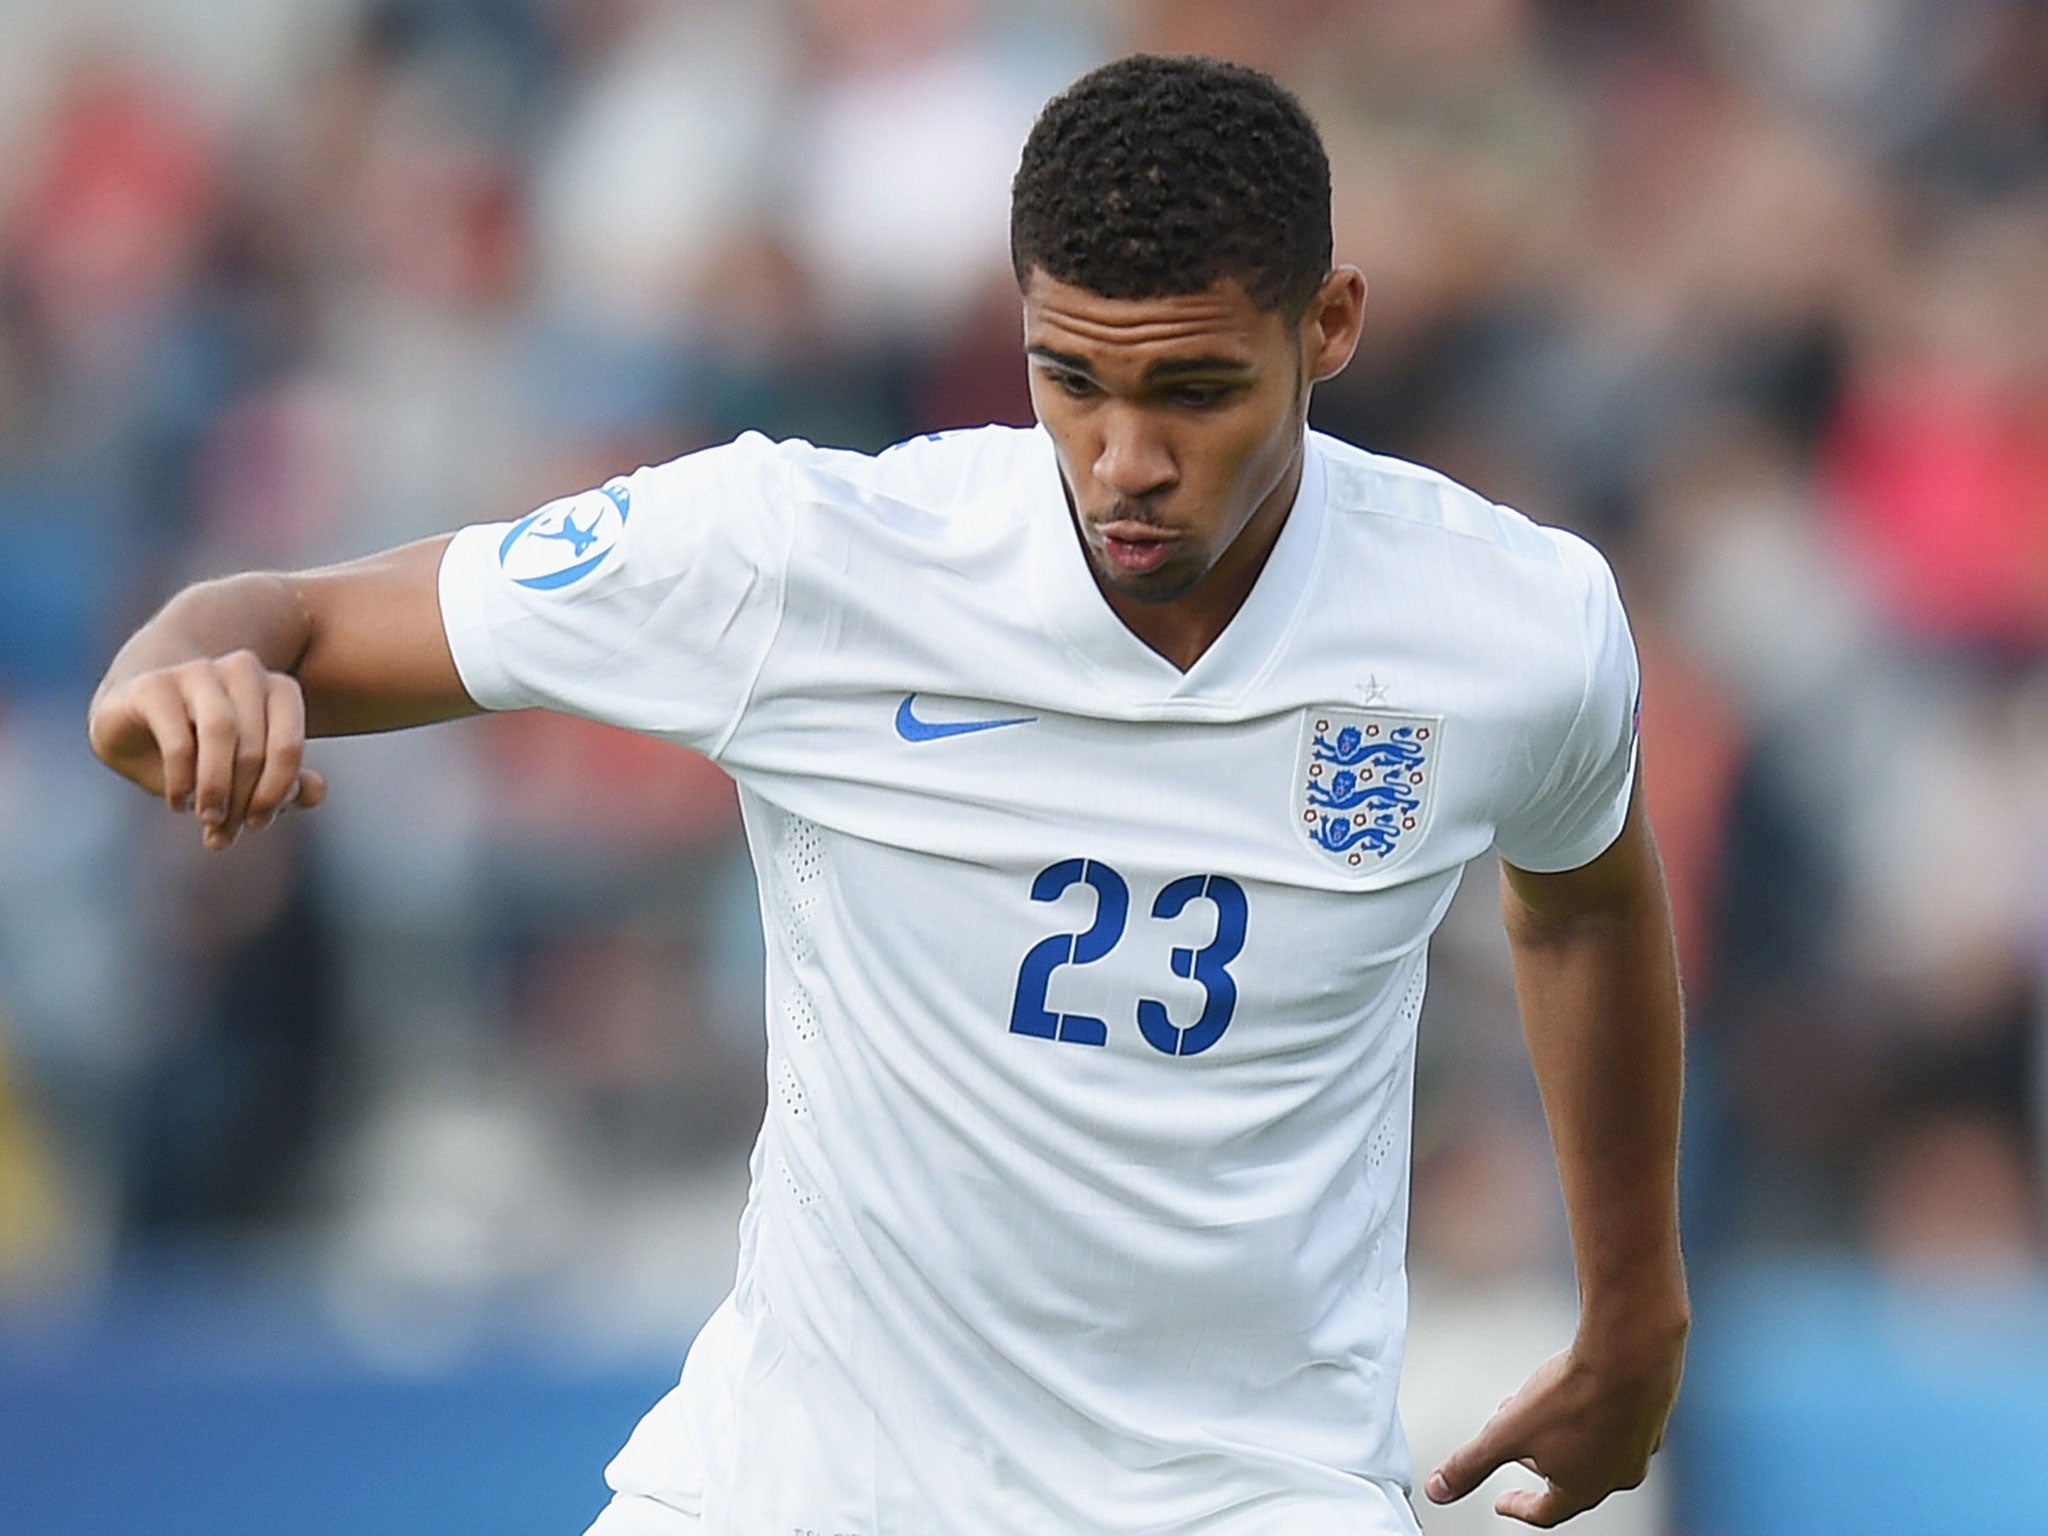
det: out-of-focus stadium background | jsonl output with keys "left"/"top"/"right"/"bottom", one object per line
{"left": 1, "top": 1, "right": 2045, "bottom": 1532}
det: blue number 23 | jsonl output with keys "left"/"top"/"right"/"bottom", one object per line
{"left": 1007, "top": 860, "right": 1248, "bottom": 1058}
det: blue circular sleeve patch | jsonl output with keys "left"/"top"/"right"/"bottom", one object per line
{"left": 496, "top": 482, "right": 630, "bottom": 590}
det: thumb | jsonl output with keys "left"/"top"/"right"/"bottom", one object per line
{"left": 292, "top": 769, "right": 329, "bottom": 810}
{"left": 1427, "top": 1410, "right": 1524, "bottom": 1505}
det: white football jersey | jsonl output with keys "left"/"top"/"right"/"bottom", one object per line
{"left": 438, "top": 425, "right": 1639, "bottom": 1536}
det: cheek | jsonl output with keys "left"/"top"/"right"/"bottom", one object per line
{"left": 1028, "top": 390, "right": 1091, "bottom": 474}
{"left": 1212, "top": 413, "right": 1294, "bottom": 501}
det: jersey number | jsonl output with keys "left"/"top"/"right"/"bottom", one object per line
{"left": 1007, "top": 860, "right": 1248, "bottom": 1057}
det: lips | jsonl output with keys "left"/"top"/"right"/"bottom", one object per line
{"left": 1096, "top": 521, "right": 1177, "bottom": 575}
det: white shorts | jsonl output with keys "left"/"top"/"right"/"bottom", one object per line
{"left": 589, "top": 1292, "right": 1420, "bottom": 1535}
{"left": 582, "top": 1492, "right": 702, "bottom": 1536}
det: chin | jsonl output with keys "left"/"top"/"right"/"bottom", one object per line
{"left": 1098, "top": 560, "right": 1203, "bottom": 605}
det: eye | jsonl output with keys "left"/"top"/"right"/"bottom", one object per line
{"left": 1166, "top": 383, "right": 1236, "bottom": 409}
{"left": 1049, "top": 370, "right": 1099, "bottom": 398}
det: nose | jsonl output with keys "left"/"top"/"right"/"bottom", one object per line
{"left": 1093, "top": 406, "right": 1177, "bottom": 502}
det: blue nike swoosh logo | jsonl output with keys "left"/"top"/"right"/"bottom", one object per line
{"left": 894, "top": 694, "right": 1037, "bottom": 742}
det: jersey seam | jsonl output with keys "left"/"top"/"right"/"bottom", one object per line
{"left": 705, "top": 445, "right": 800, "bottom": 761}
{"left": 1327, "top": 497, "right": 1566, "bottom": 569}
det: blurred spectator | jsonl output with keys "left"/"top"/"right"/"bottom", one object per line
{"left": 1865, "top": 1107, "right": 2043, "bottom": 1284}
{"left": 1822, "top": 199, "right": 2048, "bottom": 654}
{"left": 783, "top": 0, "right": 1058, "bottom": 348}
{"left": 532, "top": 0, "right": 785, "bottom": 347}
{"left": 0, "top": 0, "right": 2044, "bottom": 1380}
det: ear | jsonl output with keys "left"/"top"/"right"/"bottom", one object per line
{"left": 1301, "top": 265, "right": 1367, "bottom": 385}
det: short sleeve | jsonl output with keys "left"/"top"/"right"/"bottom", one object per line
{"left": 1491, "top": 533, "right": 1641, "bottom": 874}
{"left": 437, "top": 431, "right": 796, "bottom": 758}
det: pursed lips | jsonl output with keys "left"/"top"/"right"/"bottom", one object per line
{"left": 1093, "top": 517, "right": 1180, "bottom": 575}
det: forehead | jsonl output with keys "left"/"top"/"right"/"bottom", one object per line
{"left": 1021, "top": 270, "right": 1286, "bottom": 366}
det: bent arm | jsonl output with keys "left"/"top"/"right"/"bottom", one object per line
{"left": 1428, "top": 781, "right": 1688, "bottom": 1525}
{"left": 87, "top": 536, "right": 479, "bottom": 848}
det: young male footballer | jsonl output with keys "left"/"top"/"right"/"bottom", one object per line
{"left": 90, "top": 54, "right": 1686, "bottom": 1536}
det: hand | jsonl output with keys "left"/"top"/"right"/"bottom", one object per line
{"left": 1423, "top": 1323, "right": 1685, "bottom": 1527}
{"left": 88, "top": 649, "right": 328, "bottom": 851}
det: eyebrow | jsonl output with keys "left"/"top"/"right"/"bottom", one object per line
{"left": 1026, "top": 346, "right": 1256, "bottom": 382}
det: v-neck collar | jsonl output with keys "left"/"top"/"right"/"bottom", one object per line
{"left": 1023, "top": 424, "right": 1328, "bottom": 708}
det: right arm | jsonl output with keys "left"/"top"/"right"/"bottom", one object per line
{"left": 86, "top": 535, "right": 478, "bottom": 851}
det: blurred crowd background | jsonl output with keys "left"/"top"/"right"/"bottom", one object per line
{"left": 1, "top": 0, "right": 2046, "bottom": 1532}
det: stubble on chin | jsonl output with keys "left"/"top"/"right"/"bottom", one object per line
{"left": 1088, "top": 550, "right": 1204, "bottom": 605}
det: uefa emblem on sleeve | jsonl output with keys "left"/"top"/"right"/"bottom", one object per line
{"left": 1294, "top": 708, "right": 1439, "bottom": 872}
{"left": 496, "top": 482, "right": 630, "bottom": 591}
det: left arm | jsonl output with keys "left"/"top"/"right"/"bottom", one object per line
{"left": 1425, "top": 779, "right": 1688, "bottom": 1527}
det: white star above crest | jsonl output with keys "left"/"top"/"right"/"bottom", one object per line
{"left": 1360, "top": 675, "right": 1389, "bottom": 706}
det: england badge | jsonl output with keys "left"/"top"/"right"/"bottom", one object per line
{"left": 1295, "top": 709, "right": 1439, "bottom": 872}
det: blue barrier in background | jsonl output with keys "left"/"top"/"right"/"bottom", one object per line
{"left": 1678, "top": 1264, "right": 2048, "bottom": 1536}
{"left": 0, "top": 1263, "right": 700, "bottom": 1536}
{"left": 9, "top": 1260, "right": 2048, "bottom": 1535}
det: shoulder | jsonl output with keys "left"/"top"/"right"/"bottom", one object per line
{"left": 617, "top": 424, "right": 1046, "bottom": 556}
{"left": 639, "top": 424, "right": 1047, "bottom": 543}
{"left": 788, "top": 424, "right": 1048, "bottom": 518}
{"left": 1311, "top": 430, "right": 1601, "bottom": 583}
{"left": 1309, "top": 431, "right": 1621, "bottom": 644}
{"left": 630, "top": 423, "right": 1042, "bottom": 501}
{"left": 1306, "top": 432, "right": 1631, "bottom": 727}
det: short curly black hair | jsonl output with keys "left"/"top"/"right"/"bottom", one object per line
{"left": 1010, "top": 54, "right": 1332, "bottom": 318}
